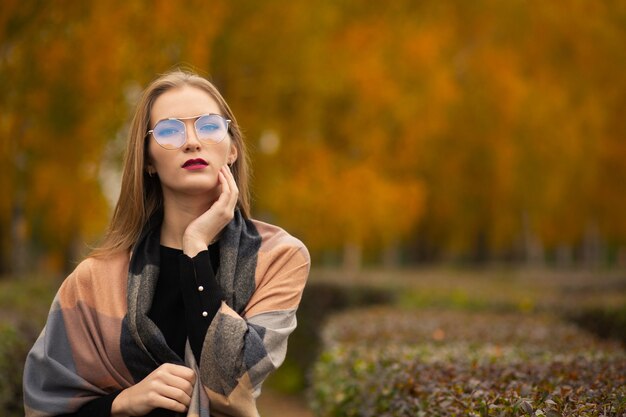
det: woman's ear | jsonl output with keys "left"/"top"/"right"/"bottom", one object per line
{"left": 145, "top": 144, "right": 158, "bottom": 174}
{"left": 228, "top": 143, "right": 238, "bottom": 165}
{"left": 145, "top": 162, "right": 156, "bottom": 176}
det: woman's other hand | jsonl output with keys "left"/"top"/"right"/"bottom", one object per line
{"left": 182, "top": 165, "right": 239, "bottom": 257}
{"left": 110, "top": 363, "right": 196, "bottom": 417}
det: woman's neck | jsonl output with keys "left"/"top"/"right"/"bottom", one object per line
{"left": 159, "top": 191, "right": 217, "bottom": 249}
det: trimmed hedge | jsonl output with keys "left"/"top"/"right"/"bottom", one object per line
{"left": 0, "top": 275, "right": 59, "bottom": 417}
{"left": 265, "top": 282, "right": 395, "bottom": 392}
{"left": 0, "top": 323, "right": 29, "bottom": 416}
{"left": 0, "top": 276, "right": 394, "bottom": 416}
{"left": 311, "top": 308, "right": 626, "bottom": 417}
{"left": 568, "top": 305, "right": 626, "bottom": 347}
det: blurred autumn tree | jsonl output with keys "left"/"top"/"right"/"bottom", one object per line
{"left": 1, "top": 0, "right": 625, "bottom": 274}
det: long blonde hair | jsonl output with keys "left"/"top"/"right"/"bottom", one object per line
{"left": 91, "top": 70, "right": 251, "bottom": 258}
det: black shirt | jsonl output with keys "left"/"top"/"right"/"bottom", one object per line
{"left": 150, "top": 244, "right": 223, "bottom": 361}
{"left": 60, "top": 244, "right": 223, "bottom": 417}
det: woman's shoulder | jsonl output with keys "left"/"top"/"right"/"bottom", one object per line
{"left": 249, "top": 218, "right": 309, "bottom": 261}
{"left": 79, "top": 250, "right": 130, "bottom": 275}
{"left": 247, "top": 219, "right": 310, "bottom": 309}
{"left": 62, "top": 251, "right": 130, "bottom": 290}
{"left": 55, "top": 251, "right": 130, "bottom": 313}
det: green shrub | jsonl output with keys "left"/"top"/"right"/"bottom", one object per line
{"left": 0, "top": 323, "right": 31, "bottom": 417}
{"left": 0, "top": 275, "right": 60, "bottom": 323}
{"left": 311, "top": 308, "right": 626, "bottom": 417}
{"left": 568, "top": 305, "right": 626, "bottom": 347}
{"left": 266, "top": 282, "right": 395, "bottom": 393}
{"left": 0, "top": 275, "right": 59, "bottom": 417}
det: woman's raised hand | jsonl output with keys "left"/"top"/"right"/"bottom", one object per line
{"left": 111, "top": 363, "right": 196, "bottom": 417}
{"left": 182, "top": 165, "right": 239, "bottom": 257}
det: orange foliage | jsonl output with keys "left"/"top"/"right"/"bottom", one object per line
{"left": 1, "top": 0, "right": 626, "bottom": 270}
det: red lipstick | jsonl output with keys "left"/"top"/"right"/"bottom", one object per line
{"left": 182, "top": 158, "right": 208, "bottom": 170}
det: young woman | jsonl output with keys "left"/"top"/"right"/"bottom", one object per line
{"left": 23, "top": 70, "right": 310, "bottom": 417}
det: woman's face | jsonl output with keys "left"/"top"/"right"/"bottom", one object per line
{"left": 147, "top": 85, "right": 237, "bottom": 200}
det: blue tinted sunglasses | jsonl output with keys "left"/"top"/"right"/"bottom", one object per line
{"left": 146, "top": 114, "right": 231, "bottom": 149}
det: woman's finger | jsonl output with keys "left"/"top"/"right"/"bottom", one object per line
{"left": 217, "top": 167, "right": 237, "bottom": 210}
{"left": 213, "top": 172, "right": 232, "bottom": 210}
{"left": 223, "top": 166, "right": 239, "bottom": 207}
{"left": 150, "top": 395, "right": 188, "bottom": 413}
{"left": 155, "top": 383, "right": 193, "bottom": 407}
{"left": 159, "top": 373, "right": 195, "bottom": 398}
{"left": 112, "top": 364, "right": 196, "bottom": 416}
{"left": 224, "top": 163, "right": 236, "bottom": 182}
{"left": 218, "top": 170, "right": 231, "bottom": 197}
{"left": 165, "top": 363, "right": 196, "bottom": 383}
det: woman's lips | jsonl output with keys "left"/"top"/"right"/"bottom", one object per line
{"left": 182, "top": 158, "right": 208, "bottom": 170}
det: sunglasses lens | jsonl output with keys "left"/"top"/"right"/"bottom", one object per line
{"left": 196, "top": 115, "right": 228, "bottom": 143}
{"left": 153, "top": 119, "right": 185, "bottom": 149}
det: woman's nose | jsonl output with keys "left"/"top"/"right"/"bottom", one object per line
{"left": 184, "top": 123, "right": 201, "bottom": 151}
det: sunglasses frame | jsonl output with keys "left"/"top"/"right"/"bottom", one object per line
{"left": 146, "top": 113, "right": 232, "bottom": 150}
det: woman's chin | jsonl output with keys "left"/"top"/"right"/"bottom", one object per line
{"left": 161, "top": 177, "right": 220, "bottom": 197}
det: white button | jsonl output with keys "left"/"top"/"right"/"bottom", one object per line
{"left": 202, "top": 311, "right": 208, "bottom": 317}
{"left": 198, "top": 286, "right": 204, "bottom": 292}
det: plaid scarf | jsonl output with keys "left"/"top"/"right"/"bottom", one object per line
{"left": 24, "top": 210, "right": 310, "bottom": 417}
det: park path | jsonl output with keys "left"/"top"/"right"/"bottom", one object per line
{"left": 257, "top": 388, "right": 314, "bottom": 417}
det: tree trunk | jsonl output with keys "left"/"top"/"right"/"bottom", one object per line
{"left": 555, "top": 244, "right": 573, "bottom": 269}
{"left": 11, "top": 203, "right": 29, "bottom": 276}
{"left": 343, "top": 242, "right": 362, "bottom": 277}
{"left": 583, "top": 221, "right": 603, "bottom": 268}
{"left": 522, "top": 212, "right": 544, "bottom": 267}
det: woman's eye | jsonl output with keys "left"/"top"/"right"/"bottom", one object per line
{"left": 157, "top": 128, "right": 180, "bottom": 137}
{"left": 198, "top": 123, "right": 219, "bottom": 133}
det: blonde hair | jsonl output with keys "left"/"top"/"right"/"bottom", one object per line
{"left": 91, "top": 70, "right": 251, "bottom": 258}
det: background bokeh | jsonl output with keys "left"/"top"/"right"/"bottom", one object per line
{"left": 2, "top": 2, "right": 626, "bottom": 416}
{"left": 2, "top": 0, "right": 626, "bottom": 274}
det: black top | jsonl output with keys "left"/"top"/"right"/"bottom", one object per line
{"left": 151, "top": 244, "right": 223, "bottom": 361}
{"left": 59, "top": 244, "right": 223, "bottom": 417}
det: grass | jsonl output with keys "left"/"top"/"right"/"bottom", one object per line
{"left": 307, "top": 267, "right": 626, "bottom": 416}
{"left": 0, "top": 274, "right": 63, "bottom": 416}
{"left": 0, "top": 274, "right": 61, "bottom": 326}
{"left": 311, "top": 308, "right": 626, "bottom": 417}
{"left": 310, "top": 266, "right": 626, "bottom": 313}
{"left": 1, "top": 267, "right": 625, "bottom": 416}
